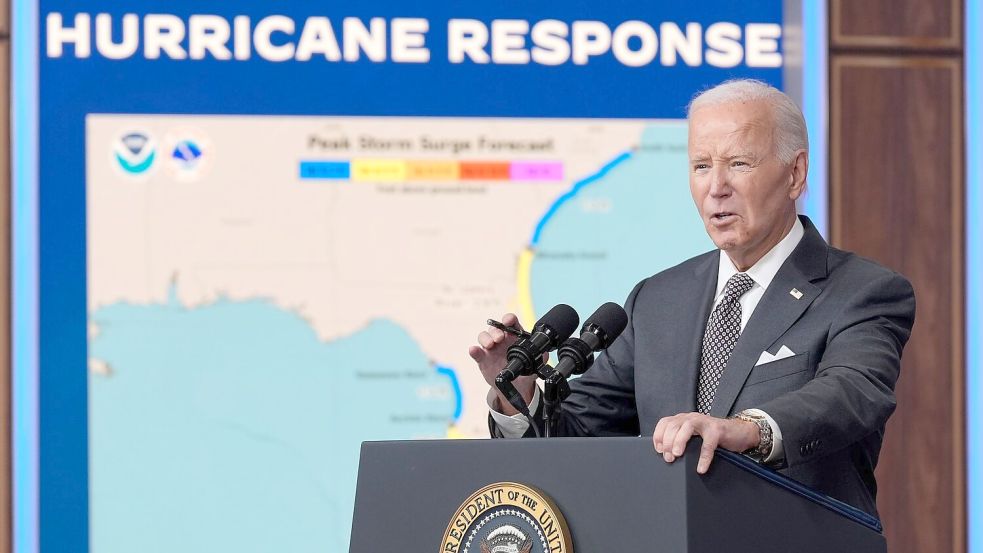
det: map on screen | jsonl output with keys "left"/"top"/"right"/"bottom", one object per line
{"left": 85, "top": 115, "right": 713, "bottom": 552}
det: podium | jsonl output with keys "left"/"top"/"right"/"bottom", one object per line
{"left": 349, "top": 437, "right": 885, "bottom": 552}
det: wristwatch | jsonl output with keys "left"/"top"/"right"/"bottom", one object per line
{"left": 733, "top": 410, "right": 773, "bottom": 462}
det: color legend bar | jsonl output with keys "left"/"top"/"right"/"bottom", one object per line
{"left": 351, "top": 159, "right": 407, "bottom": 182}
{"left": 459, "top": 161, "right": 511, "bottom": 180}
{"left": 299, "top": 159, "right": 564, "bottom": 183}
{"left": 299, "top": 161, "right": 350, "bottom": 179}
{"left": 406, "top": 160, "right": 460, "bottom": 181}
{"left": 511, "top": 161, "right": 563, "bottom": 181}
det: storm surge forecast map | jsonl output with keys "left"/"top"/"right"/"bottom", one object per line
{"left": 85, "top": 115, "right": 713, "bottom": 552}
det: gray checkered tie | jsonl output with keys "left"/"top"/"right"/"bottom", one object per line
{"left": 696, "top": 272, "right": 756, "bottom": 414}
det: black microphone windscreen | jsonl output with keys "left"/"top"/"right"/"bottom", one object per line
{"left": 537, "top": 303, "right": 580, "bottom": 342}
{"left": 585, "top": 302, "right": 628, "bottom": 347}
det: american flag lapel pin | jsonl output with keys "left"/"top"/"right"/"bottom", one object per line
{"left": 790, "top": 288, "right": 803, "bottom": 300}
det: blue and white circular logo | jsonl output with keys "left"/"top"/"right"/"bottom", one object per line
{"left": 171, "top": 139, "right": 203, "bottom": 169}
{"left": 164, "top": 131, "right": 212, "bottom": 181}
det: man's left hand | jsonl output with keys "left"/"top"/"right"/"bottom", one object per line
{"left": 652, "top": 412, "right": 759, "bottom": 474}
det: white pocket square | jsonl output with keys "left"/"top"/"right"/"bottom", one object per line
{"left": 755, "top": 345, "right": 796, "bottom": 366}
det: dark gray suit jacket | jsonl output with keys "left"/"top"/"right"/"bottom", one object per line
{"left": 498, "top": 216, "right": 915, "bottom": 517}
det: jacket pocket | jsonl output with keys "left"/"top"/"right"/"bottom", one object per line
{"left": 744, "top": 352, "right": 812, "bottom": 387}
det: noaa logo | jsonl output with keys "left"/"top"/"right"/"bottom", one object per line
{"left": 164, "top": 131, "right": 212, "bottom": 181}
{"left": 171, "top": 139, "right": 203, "bottom": 169}
{"left": 441, "top": 483, "right": 573, "bottom": 553}
{"left": 113, "top": 132, "right": 156, "bottom": 174}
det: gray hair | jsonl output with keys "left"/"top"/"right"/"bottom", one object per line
{"left": 687, "top": 79, "right": 808, "bottom": 165}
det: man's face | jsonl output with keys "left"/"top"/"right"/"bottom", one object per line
{"left": 688, "top": 100, "right": 804, "bottom": 269}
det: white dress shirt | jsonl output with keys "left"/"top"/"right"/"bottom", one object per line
{"left": 490, "top": 218, "right": 805, "bottom": 463}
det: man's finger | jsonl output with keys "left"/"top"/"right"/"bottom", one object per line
{"left": 502, "top": 313, "right": 520, "bottom": 329}
{"left": 488, "top": 326, "right": 506, "bottom": 343}
{"left": 671, "top": 420, "right": 696, "bottom": 457}
{"left": 653, "top": 417, "right": 670, "bottom": 453}
{"left": 697, "top": 431, "right": 720, "bottom": 474}
{"left": 477, "top": 331, "right": 495, "bottom": 349}
{"left": 661, "top": 420, "right": 682, "bottom": 462}
{"left": 468, "top": 345, "right": 486, "bottom": 362}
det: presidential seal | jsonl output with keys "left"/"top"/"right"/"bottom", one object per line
{"left": 440, "top": 482, "right": 573, "bottom": 553}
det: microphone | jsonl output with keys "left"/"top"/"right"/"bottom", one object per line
{"left": 495, "top": 304, "right": 579, "bottom": 419}
{"left": 553, "top": 302, "right": 629, "bottom": 380}
{"left": 540, "top": 302, "right": 628, "bottom": 437}
{"left": 497, "top": 304, "right": 580, "bottom": 382}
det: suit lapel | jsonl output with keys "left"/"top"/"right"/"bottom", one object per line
{"left": 679, "top": 253, "right": 719, "bottom": 412}
{"left": 708, "top": 216, "right": 829, "bottom": 417}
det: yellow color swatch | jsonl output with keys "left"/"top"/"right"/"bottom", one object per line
{"left": 351, "top": 159, "right": 408, "bottom": 182}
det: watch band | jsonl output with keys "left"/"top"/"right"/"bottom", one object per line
{"left": 733, "top": 410, "right": 774, "bottom": 461}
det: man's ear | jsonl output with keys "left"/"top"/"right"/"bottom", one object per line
{"left": 788, "top": 150, "right": 809, "bottom": 201}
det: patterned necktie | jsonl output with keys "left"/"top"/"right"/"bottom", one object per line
{"left": 696, "top": 272, "right": 756, "bottom": 414}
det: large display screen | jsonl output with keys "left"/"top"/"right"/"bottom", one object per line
{"left": 12, "top": 2, "right": 812, "bottom": 551}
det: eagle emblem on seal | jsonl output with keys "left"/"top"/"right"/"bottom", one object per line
{"left": 479, "top": 525, "right": 533, "bottom": 553}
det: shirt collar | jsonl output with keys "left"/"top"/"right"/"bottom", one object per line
{"left": 715, "top": 217, "right": 805, "bottom": 298}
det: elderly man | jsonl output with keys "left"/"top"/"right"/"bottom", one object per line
{"left": 469, "top": 79, "right": 915, "bottom": 517}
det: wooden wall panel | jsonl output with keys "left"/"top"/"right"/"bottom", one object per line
{"left": 830, "top": 56, "right": 964, "bottom": 553}
{"left": 831, "top": 0, "right": 961, "bottom": 49}
{"left": 829, "top": 1, "right": 965, "bottom": 552}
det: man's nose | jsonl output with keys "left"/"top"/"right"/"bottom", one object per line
{"left": 708, "top": 167, "right": 731, "bottom": 198}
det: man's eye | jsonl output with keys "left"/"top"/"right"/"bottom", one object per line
{"left": 732, "top": 161, "right": 748, "bottom": 167}
{"left": 694, "top": 163, "right": 709, "bottom": 170}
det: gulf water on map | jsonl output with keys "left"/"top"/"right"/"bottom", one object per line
{"left": 530, "top": 123, "right": 714, "bottom": 320}
{"left": 89, "top": 289, "right": 454, "bottom": 553}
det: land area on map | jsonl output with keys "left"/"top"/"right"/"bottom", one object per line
{"left": 86, "top": 115, "right": 657, "bottom": 435}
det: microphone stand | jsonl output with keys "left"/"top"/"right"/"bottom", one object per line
{"left": 539, "top": 365, "right": 571, "bottom": 438}
{"left": 496, "top": 361, "right": 547, "bottom": 438}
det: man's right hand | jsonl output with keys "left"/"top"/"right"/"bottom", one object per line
{"left": 468, "top": 313, "right": 540, "bottom": 416}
